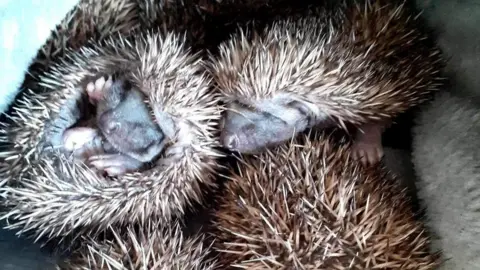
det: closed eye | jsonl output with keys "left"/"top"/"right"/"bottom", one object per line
{"left": 233, "top": 101, "right": 285, "bottom": 123}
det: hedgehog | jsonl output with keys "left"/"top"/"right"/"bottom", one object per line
{"left": 208, "top": 0, "right": 445, "bottom": 166}
{"left": 57, "top": 220, "right": 217, "bottom": 270}
{"left": 412, "top": 91, "right": 480, "bottom": 269}
{"left": 211, "top": 131, "right": 440, "bottom": 269}
{"left": 0, "top": 1, "right": 223, "bottom": 241}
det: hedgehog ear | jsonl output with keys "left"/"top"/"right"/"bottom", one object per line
{"left": 280, "top": 94, "right": 334, "bottom": 128}
{"left": 286, "top": 100, "right": 324, "bottom": 129}
{"left": 258, "top": 96, "right": 324, "bottom": 129}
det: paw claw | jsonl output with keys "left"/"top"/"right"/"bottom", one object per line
{"left": 86, "top": 82, "right": 95, "bottom": 94}
{"left": 352, "top": 123, "right": 384, "bottom": 166}
{"left": 104, "top": 75, "right": 113, "bottom": 89}
{"left": 86, "top": 75, "right": 114, "bottom": 102}
{"left": 158, "top": 145, "right": 185, "bottom": 167}
{"left": 94, "top": 76, "right": 106, "bottom": 91}
{"left": 353, "top": 142, "right": 384, "bottom": 166}
{"left": 88, "top": 159, "right": 105, "bottom": 170}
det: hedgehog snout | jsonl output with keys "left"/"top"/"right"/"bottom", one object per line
{"left": 104, "top": 121, "right": 120, "bottom": 135}
{"left": 220, "top": 110, "right": 261, "bottom": 153}
{"left": 221, "top": 132, "right": 239, "bottom": 150}
{"left": 221, "top": 129, "right": 262, "bottom": 154}
{"left": 98, "top": 113, "right": 120, "bottom": 135}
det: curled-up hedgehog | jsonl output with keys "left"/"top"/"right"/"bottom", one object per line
{"left": 209, "top": 0, "right": 444, "bottom": 165}
{"left": 0, "top": 2, "right": 222, "bottom": 241}
{"left": 58, "top": 220, "right": 217, "bottom": 270}
{"left": 412, "top": 91, "right": 480, "bottom": 269}
{"left": 211, "top": 131, "right": 440, "bottom": 269}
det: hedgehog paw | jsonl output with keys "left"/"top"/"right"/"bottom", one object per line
{"left": 63, "top": 127, "right": 98, "bottom": 152}
{"left": 352, "top": 123, "right": 384, "bottom": 166}
{"left": 89, "top": 154, "right": 143, "bottom": 176}
{"left": 63, "top": 127, "right": 104, "bottom": 160}
{"left": 86, "top": 75, "right": 113, "bottom": 103}
{"left": 158, "top": 145, "right": 186, "bottom": 167}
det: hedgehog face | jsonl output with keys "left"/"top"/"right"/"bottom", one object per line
{"left": 96, "top": 81, "right": 166, "bottom": 163}
{"left": 98, "top": 111, "right": 166, "bottom": 163}
{"left": 220, "top": 100, "right": 314, "bottom": 153}
{"left": 211, "top": 17, "right": 337, "bottom": 153}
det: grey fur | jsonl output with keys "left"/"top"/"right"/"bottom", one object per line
{"left": 412, "top": 91, "right": 480, "bottom": 269}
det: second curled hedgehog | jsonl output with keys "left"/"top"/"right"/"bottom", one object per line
{"left": 0, "top": 20, "right": 223, "bottom": 241}
{"left": 211, "top": 131, "right": 440, "bottom": 269}
{"left": 209, "top": 0, "right": 444, "bottom": 165}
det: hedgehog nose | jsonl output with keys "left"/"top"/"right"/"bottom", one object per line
{"left": 105, "top": 121, "right": 120, "bottom": 135}
{"left": 223, "top": 134, "right": 239, "bottom": 150}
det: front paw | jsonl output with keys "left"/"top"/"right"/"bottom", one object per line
{"left": 62, "top": 127, "right": 104, "bottom": 160}
{"left": 157, "top": 145, "right": 186, "bottom": 167}
{"left": 86, "top": 75, "right": 113, "bottom": 104}
{"left": 352, "top": 140, "right": 384, "bottom": 166}
{"left": 89, "top": 154, "right": 143, "bottom": 176}
{"left": 352, "top": 123, "right": 385, "bottom": 166}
